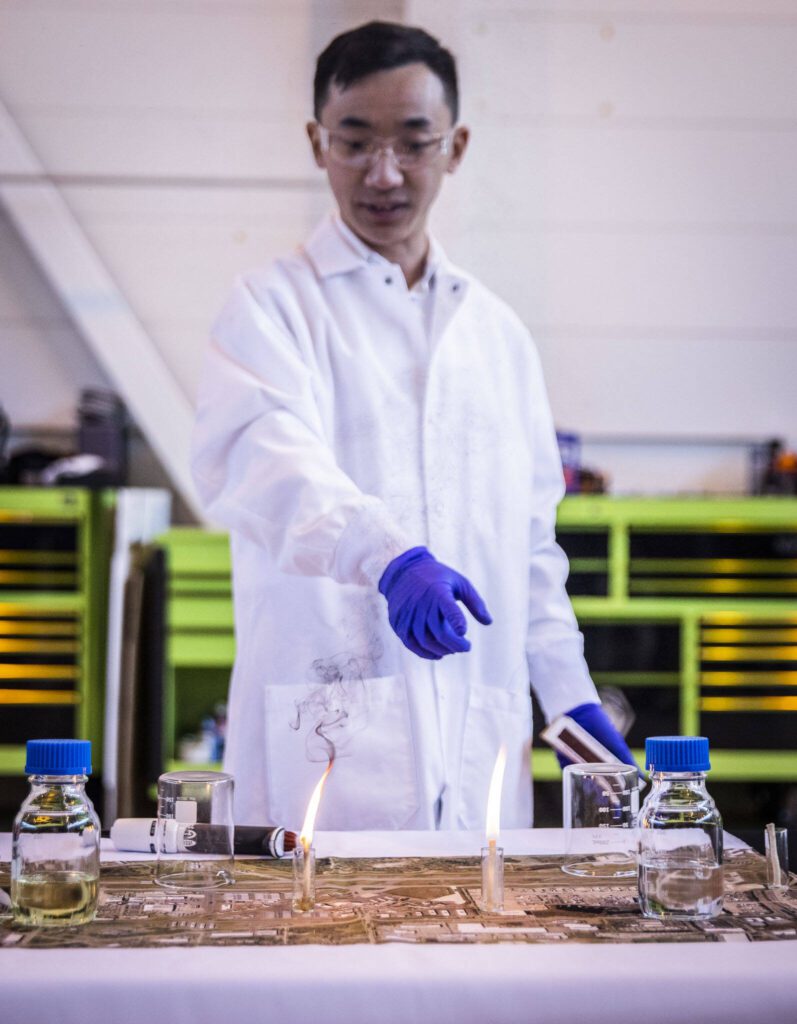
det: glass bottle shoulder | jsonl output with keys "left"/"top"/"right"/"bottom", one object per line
{"left": 14, "top": 776, "right": 99, "bottom": 834}
{"left": 640, "top": 773, "right": 722, "bottom": 829}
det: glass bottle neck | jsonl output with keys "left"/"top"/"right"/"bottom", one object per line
{"left": 28, "top": 774, "right": 88, "bottom": 786}
{"left": 649, "top": 771, "right": 709, "bottom": 791}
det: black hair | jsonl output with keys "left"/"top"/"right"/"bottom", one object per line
{"left": 313, "top": 21, "right": 459, "bottom": 123}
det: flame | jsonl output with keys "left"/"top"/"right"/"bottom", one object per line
{"left": 299, "top": 759, "right": 332, "bottom": 849}
{"left": 485, "top": 745, "right": 507, "bottom": 842}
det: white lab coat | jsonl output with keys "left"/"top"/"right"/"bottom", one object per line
{"left": 192, "top": 215, "right": 598, "bottom": 831}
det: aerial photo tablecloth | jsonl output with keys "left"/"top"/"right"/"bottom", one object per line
{"left": 2, "top": 846, "right": 795, "bottom": 948}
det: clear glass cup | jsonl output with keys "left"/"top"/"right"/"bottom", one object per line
{"left": 562, "top": 762, "right": 639, "bottom": 877}
{"left": 154, "top": 770, "right": 234, "bottom": 889}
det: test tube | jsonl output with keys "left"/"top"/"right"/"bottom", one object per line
{"left": 292, "top": 843, "right": 316, "bottom": 911}
{"left": 765, "top": 824, "right": 789, "bottom": 891}
{"left": 481, "top": 844, "right": 505, "bottom": 912}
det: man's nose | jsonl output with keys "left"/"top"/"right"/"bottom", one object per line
{"left": 363, "top": 147, "right": 405, "bottom": 188}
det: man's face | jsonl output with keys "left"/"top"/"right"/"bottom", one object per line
{"left": 308, "top": 63, "right": 468, "bottom": 265}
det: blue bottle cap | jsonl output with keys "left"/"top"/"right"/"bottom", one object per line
{"left": 645, "top": 736, "right": 710, "bottom": 773}
{"left": 25, "top": 739, "right": 92, "bottom": 776}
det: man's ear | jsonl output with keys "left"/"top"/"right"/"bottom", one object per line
{"left": 306, "top": 122, "right": 326, "bottom": 170}
{"left": 446, "top": 125, "right": 470, "bottom": 175}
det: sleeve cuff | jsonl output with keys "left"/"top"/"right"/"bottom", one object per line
{"left": 332, "top": 499, "right": 413, "bottom": 587}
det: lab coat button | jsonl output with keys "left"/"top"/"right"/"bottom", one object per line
{"left": 385, "top": 276, "right": 393, "bottom": 285}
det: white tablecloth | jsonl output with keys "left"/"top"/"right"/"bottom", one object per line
{"left": 1, "top": 830, "right": 795, "bottom": 1024}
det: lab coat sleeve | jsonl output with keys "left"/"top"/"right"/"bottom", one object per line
{"left": 191, "top": 278, "right": 411, "bottom": 587}
{"left": 524, "top": 346, "right": 600, "bottom": 722}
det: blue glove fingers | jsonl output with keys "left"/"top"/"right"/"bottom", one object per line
{"left": 409, "top": 643, "right": 443, "bottom": 661}
{"left": 388, "top": 604, "right": 439, "bottom": 660}
{"left": 566, "top": 702, "right": 637, "bottom": 767}
{"left": 438, "top": 588, "right": 467, "bottom": 635}
{"left": 399, "top": 617, "right": 442, "bottom": 660}
{"left": 434, "top": 613, "right": 472, "bottom": 653}
{"left": 410, "top": 603, "right": 451, "bottom": 660}
{"left": 431, "top": 593, "right": 473, "bottom": 653}
{"left": 390, "top": 594, "right": 444, "bottom": 659}
{"left": 453, "top": 577, "right": 493, "bottom": 626}
{"left": 379, "top": 548, "right": 490, "bottom": 661}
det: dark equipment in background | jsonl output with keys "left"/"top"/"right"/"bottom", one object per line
{"left": 556, "top": 429, "right": 607, "bottom": 495}
{"left": 0, "top": 391, "right": 128, "bottom": 487}
{"left": 78, "top": 389, "right": 128, "bottom": 486}
{"left": 0, "top": 405, "right": 9, "bottom": 481}
{"left": 754, "top": 438, "right": 797, "bottom": 496}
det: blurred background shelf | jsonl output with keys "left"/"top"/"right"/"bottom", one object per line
{"left": 536, "top": 495, "right": 797, "bottom": 828}
{"left": 0, "top": 486, "right": 113, "bottom": 816}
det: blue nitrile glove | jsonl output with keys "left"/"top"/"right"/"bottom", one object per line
{"left": 555, "top": 702, "right": 636, "bottom": 770}
{"left": 378, "top": 546, "right": 492, "bottom": 660}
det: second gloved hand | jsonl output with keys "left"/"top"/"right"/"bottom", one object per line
{"left": 378, "top": 546, "right": 492, "bottom": 660}
{"left": 555, "top": 702, "right": 637, "bottom": 770}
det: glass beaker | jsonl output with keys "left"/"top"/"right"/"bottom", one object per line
{"left": 154, "top": 770, "right": 234, "bottom": 889}
{"left": 562, "top": 762, "right": 639, "bottom": 878}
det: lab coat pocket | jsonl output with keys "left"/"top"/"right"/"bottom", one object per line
{"left": 457, "top": 686, "right": 533, "bottom": 831}
{"left": 262, "top": 674, "right": 420, "bottom": 830}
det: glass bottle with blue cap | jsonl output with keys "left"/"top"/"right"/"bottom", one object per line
{"left": 11, "top": 739, "right": 101, "bottom": 927}
{"left": 638, "top": 735, "right": 724, "bottom": 920}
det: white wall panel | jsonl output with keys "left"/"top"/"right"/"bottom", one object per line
{"left": 461, "top": 127, "right": 797, "bottom": 227}
{"left": 0, "top": 210, "right": 109, "bottom": 427}
{"left": 455, "top": 20, "right": 797, "bottom": 122}
{"left": 58, "top": 184, "right": 333, "bottom": 397}
{"left": 440, "top": 227, "right": 797, "bottom": 334}
{"left": 0, "top": 112, "right": 319, "bottom": 180}
{"left": 0, "top": 1, "right": 399, "bottom": 177}
{"left": 447, "top": 1, "right": 797, "bottom": 15}
{"left": 0, "top": 324, "right": 110, "bottom": 426}
{"left": 537, "top": 334, "right": 797, "bottom": 437}
{"left": 0, "top": 217, "right": 63, "bottom": 321}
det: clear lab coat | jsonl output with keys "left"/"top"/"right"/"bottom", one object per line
{"left": 192, "top": 215, "right": 598, "bottom": 831}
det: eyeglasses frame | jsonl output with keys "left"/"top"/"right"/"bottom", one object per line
{"left": 315, "top": 124, "right": 455, "bottom": 170}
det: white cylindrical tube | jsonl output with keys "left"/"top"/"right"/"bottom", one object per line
{"left": 481, "top": 844, "right": 504, "bottom": 912}
{"left": 110, "top": 818, "right": 287, "bottom": 857}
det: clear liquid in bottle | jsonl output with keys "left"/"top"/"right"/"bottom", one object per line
{"left": 638, "top": 737, "right": 724, "bottom": 922}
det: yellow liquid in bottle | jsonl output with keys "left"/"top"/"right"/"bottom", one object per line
{"left": 11, "top": 871, "right": 98, "bottom": 927}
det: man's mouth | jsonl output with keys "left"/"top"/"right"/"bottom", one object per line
{"left": 359, "top": 200, "right": 409, "bottom": 217}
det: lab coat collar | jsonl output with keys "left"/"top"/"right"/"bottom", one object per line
{"left": 303, "top": 215, "right": 365, "bottom": 278}
{"left": 303, "top": 213, "right": 465, "bottom": 293}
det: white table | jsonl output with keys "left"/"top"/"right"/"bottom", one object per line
{"left": 1, "top": 830, "right": 795, "bottom": 1024}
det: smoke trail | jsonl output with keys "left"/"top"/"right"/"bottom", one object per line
{"left": 290, "top": 649, "right": 377, "bottom": 763}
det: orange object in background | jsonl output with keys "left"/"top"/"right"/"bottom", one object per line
{"left": 758, "top": 439, "right": 797, "bottom": 495}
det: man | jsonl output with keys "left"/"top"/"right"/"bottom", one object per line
{"left": 192, "top": 21, "right": 633, "bottom": 830}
